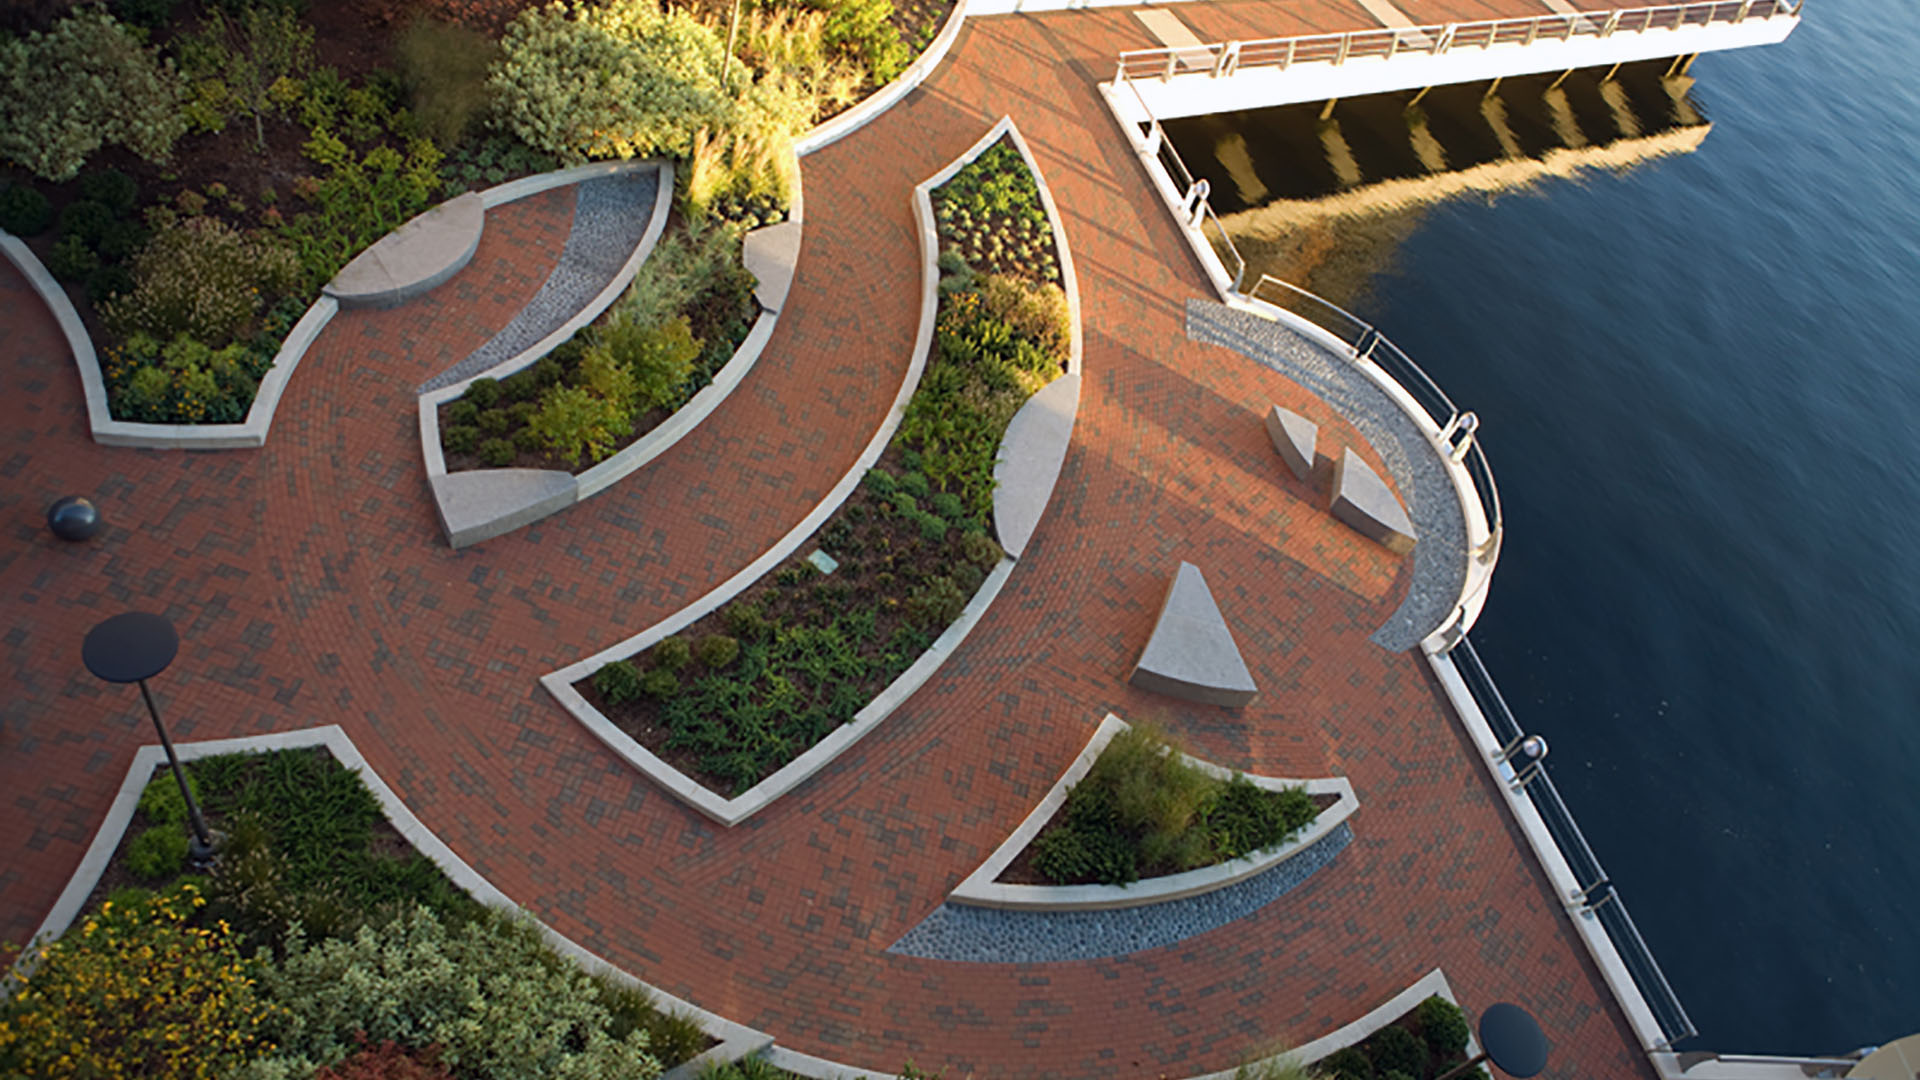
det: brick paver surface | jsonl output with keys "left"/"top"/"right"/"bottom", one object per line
{"left": 1, "top": 5, "right": 1651, "bottom": 1079}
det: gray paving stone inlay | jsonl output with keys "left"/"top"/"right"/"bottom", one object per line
{"left": 887, "top": 822, "right": 1351, "bottom": 963}
{"left": 1186, "top": 301, "right": 1467, "bottom": 650}
{"left": 420, "top": 168, "right": 661, "bottom": 393}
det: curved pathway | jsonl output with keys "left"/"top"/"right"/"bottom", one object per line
{"left": 1, "top": 4, "right": 1648, "bottom": 1079}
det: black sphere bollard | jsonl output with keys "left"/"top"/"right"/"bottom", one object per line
{"left": 47, "top": 496, "right": 102, "bottom": 541}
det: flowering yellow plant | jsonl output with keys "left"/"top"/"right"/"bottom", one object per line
{"left": 0, "top": 884, "right": 281, "bottom": 1079}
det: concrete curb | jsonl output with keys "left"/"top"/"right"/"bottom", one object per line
{"left": 795, "top": 0, "right": 973, "bottom": 158}
{"left": 4, "top": 725, "right": 771, "bottom": 1078}
{"left": 987, "top": 120, "right": 1084, "bottom": 558}
{"left": 947, "top": 713, "right": 1359, "bottom": 911}
{"left": 3, "top": 230, "right": 339, "bottom": 450}
{"left": 541, "top": 119, "right": 1044, "bottom": 827}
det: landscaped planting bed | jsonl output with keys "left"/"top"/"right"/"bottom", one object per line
{"left": 1002, "top": 726, "right": 1330, "bottom": 887}
{"left": 437, "top": 211, "right": 758, "bottom": 473}
{"left": 575, "top": 133, "right": 1069, "bottom": 798}
{"left": 1, "top": 747, "right": 708, "bottom": 1079}
{"left": 0, "top": 0, "right": 948, "bottom": 431}
{"left": 1317, "top": 995, "right": 1485, "bottom": 1080}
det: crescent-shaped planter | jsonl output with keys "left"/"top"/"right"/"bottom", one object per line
{"left": 540, "top": 116, "right": 1082, "bottom": 827}
{"left": 946, "top": 713, "right": 1359, "bottom": 911}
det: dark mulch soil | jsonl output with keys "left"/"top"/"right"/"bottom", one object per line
{"left": 575, "top": 439, "right": 983, "bottom": 796}
{"left": 997, "top": 791, "right": 1343, "bottom": 886}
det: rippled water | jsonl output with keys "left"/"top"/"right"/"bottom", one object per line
{"left": 1166, "top": 0, "right": 1920, "bottom": 1055}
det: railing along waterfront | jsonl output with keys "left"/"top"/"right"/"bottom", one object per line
{"left": 1248, "top": 275, "right": 1502, "bottom": 571}
{"left": 1116, "top": 75, "right": 1248, "bottom": 291}
{"left": 1453, "top": 637, "right": 1699, "bottom": 1045}
{"left": 1113, "top": 0, "right": 1802, "bottom": 82}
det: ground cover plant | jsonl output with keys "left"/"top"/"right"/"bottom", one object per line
{"left": 1005, "top": 726, "right": 1323, "bottom": 887}
{"left": 1315, "top": 995, "right": 1482, "bottom": 1080}
{"left": 576, "top": 133, "right": 1067, "bottom": 797}
{"left": 438, "top": 211, "right": 757, "bottom": 472}
{"left": 0, "top": 747, "right": 708, "bottom": 1078}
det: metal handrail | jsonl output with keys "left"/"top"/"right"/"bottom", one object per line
{"left": 1119, "top": 73, "right": 1249, "bottom": 290}
{"left": 1247, "top": 275, "right": 1503, "bottom": 552}
{"left": 1114, "top": 0, "right": 1802, "bottom": 82}
{"left": 1456, "top": 639, "right": 1699, "bottom": 1044}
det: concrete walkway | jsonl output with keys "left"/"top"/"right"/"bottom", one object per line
{"left": 0, "top": 2, "right": 1650, "bottom": 1077}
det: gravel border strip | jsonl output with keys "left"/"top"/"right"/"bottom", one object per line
{"left": 1186, "top": 300, "right": 1466, "bottom": 649}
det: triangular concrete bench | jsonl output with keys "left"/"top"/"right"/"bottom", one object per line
{"left": 1265, "top": 404, "right": 1317, "bottom": 484}
{"left": 1128, "top": 562, "right": 1259, "bottom": 708}
{"left": 1331, "top": 448, "right": 1417, "bottom": 555}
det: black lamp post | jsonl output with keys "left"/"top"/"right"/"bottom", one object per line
{"left": 1437, "top": 1002, "right": 1549, "bottom": 1080}
{"left": 82, "top": 612, "right": 215, "bottom": 866}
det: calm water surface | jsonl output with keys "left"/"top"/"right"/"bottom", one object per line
{"left": 1172, "top": 0, "right": 1920, "bottom": 1056}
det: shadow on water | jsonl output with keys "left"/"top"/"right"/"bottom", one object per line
{"left": 1162, "top": 60, "right": 1707, "bottom": 309}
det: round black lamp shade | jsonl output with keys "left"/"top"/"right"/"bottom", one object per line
{"left": 47, "top": 496, "right": 102, "bottom": 541}
{"left": 1478, "top": 1002, "right": 1549, "bottom": 1078}
{"left": 82, "top": 612, "right": 180, "bottom": 684}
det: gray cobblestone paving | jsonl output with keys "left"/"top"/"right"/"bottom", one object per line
{"left": 1186, "top": 301, "right": 1467, "bottom": 650}
{"left": 886, "top": 823, "right": 1352, "bottom": 963}
{"left": 420, "top": 168, "right": 661, "bottom": 393}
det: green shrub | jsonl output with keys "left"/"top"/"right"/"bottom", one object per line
{"left": 654, "top": 635, "right": 692, "bottom": 672}
{"left": 126, "top": 824, "right": 190, "bottom": 880}
{"left": 529, "top": 383, "right": 629, "bottom": 466}
{"left": 513, "top": 427, "right": 543, "bottom": 453}
{"left": 818, "top": 0, "right": 910, "bottom": 84}
{"left": 46, "top": 235, "right": 99, "bottom": 282}
{"left": 905, "top": 575, "right": 966, "bottom": 630}
{"left": 244, "top": 905, "right": 662, "bottom": 1080}
{"left": 591, "top": 972, "right": 707, "bottom": 1068}
{"left": 897, "top": 471, "right": 930, "bottom": 498}
{"left": 281, "top": 129, "right": 445, "bottom": 293}
{"left": 501, "top": 367, "right": 540, "bottom": 401}
{"left": 1382, "top": 1072, "right": 1415, "bottom": 1080}
{"left": 929, "top": 491, "right": 965, "bottom": 520}
{"left": 97, "top": 219, "right": 150, "bottom": 262}
{"left": 958, "top": 531, "right": 1003, "bottom": 570}
{"left": 1030, "top": 818, "right": 1137, "bottom": 886}
{"left": 1369, "top": 1026, "right": 1425, "bottom": 1079}
{"left": 1416, "top": 995, "right": 1471, "bottom": 1059}
{"left": 0, "top": 8, "right": 188, "bottom": 181}
{"left": 101, "top": 216, "right": 300, "bottom": 345}
{"left": 477, "top": 437, "right": 515, "bottom": 466}
{"left": 79, "top": 167, "right": 140, "bottom": 215}
{"left": 58, "top": 200, "right": 114, "bottom": 246}
{"left": 0, "top": 182, "right": 52, "bottom": 235}
{"left": 1321, "top": 1047, "right": 1374, "bottom": 1080}
{"left": 695, "top": 634, "right": 739, "bottom": 670}
{"left": 446, "top": 399, "right": 480, "bottom": 426}
{"left": 395, "top": 18, "right": 498, "bottom": 147}
{"left": 0, "top": 885, "right": 279, "bottom": 1079}
{"left": 443, "top": 424, "right": 479, "bottom": 454}
{"left": 723, "top": 602, "right": 769, "bottom": 642}
{"left": 490, "top": 0, "right": 732, "bottom": 163}
{"left": 138, "top": 772, "right": 200, "bottom": 827}
{"left": 578, "top": 343, "right": 641, "bottom": 416}
{"left": 594, "top": 659, "right": 644, "bottom": 705}
{"left": 600, "top": 315, "right": 699, "bottom": 411}
{"left": 465, "top": 377, "right": 501, "bottom": 408}
{"left": 639, "top": 667, "right": 680, "bottom": 698}
{"left": 477, "top": 407, "right": 511, "bottom": 435}
{"left": 862, "top": 468, "right": 896, "bottom": 494}
{"left": 1212, "top": 777, "right": 1314, "bottom": 861}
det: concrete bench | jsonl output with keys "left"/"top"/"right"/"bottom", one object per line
{"left": 1331, "top": 447, "right": 1417, "bottom": 555}
{"left": 1128, "top": 562, "right": 1259, "bottom": 708}
{"left": 324, "top": 192, "right": 485, "bottom": 309}
{"left": 1265, "top": 404, "right": 1318, "bottom": 484}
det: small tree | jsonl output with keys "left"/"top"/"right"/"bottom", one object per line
{"left": 214, "top": 7, "right": 315, "bottom": 153}
{"left": 529, "top": 383, "right": 630, "bottom": 465}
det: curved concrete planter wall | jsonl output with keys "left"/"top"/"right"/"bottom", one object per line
{"left": 541, "top": 117, "right": 1081, "bottom": 828}
{"left": 418, "top": 161, "right": 713, "bottom": 548}
{"left": 947, "top": 714, "right": 1359, "bottom": 911}
{"left": 3, "top": 232, "right": 339, "bottom": 451}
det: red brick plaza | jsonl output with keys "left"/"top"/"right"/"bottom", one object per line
{"left": 1, "top": 3, "right": 1652, "bottom": 1078}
